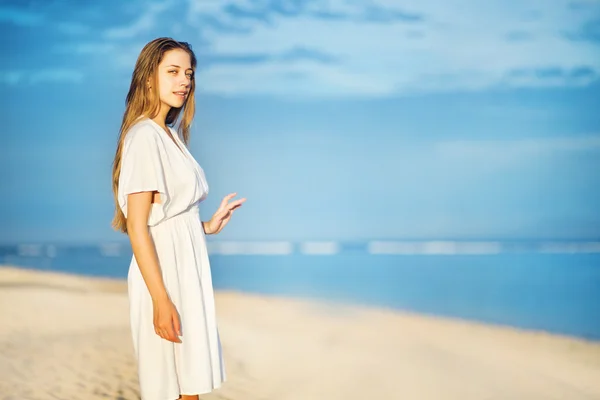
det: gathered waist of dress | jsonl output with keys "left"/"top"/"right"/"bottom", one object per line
{"left": 172, "top": 203, "right": 200, "bottom": 219}
{"left": 183, "top": 203, "right": 200, "bottom": 215}
{"left": 151, "top": 203, "right": 201, "bottom": 228}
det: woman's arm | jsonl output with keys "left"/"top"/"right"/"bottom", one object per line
{"left": 201, "top": 192, "right": 247, "bottom": 235}
{"left": 126, "top": 191, "right": 169, "bottom": 302}
{"left": 126, "top": 191, "right": 181, "bottom": 343}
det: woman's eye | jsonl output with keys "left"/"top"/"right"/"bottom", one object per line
{"left": 169, "top": 70, "right": 177, "bottom": 74}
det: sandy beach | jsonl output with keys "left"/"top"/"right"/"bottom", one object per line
{"left": 1, "top": 264, "right": 599, "bottom": 400}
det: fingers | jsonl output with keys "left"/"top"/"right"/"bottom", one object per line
{"left": 230, "top": 198, "right": 246, "bottom": 209}
{"left": 210, "top": 193, "right": 246, "bottom": 235}
{"left": 156, "top": 326, "right": 181, "bottom": 343}
{"left": 173, "top": 312, "right": 182, "bottom": 337}
{"left": 154, "top": 318, "right": 182, "bottom": 343}
{"left": 222, "top": 199, "right": 246, "bottom": 214}
{"left": 219, "top": 192, "right": 238, "bottom": 208}
{"left": 166, "top": 325, "right": 181, "bottom": 343}
{"left": 219, "top": 194, "right": 246, "bottom": 209}
{"left": 216, "top": 200, "right": 244, "bottom": 218}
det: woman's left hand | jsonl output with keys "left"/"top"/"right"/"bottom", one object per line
{"left": 204, "top": 192, "right": 246, "bottom": 235}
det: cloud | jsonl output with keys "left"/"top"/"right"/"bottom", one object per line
{"left": 215, "top": 1, "right": 425, "bottom": 25}
{"left": 503, "top": 65, "right": 597, "bottom": 87}
{"left": 1, "top": 69, "right": 84, "bottom": 85}
{"left": 359, "top": 4, "right": 424, "bottom": 23}
{"left": 103, "top": 0, "right": 172, "bottom": 39}
{"left": 505, "top": 31, "right": 534, "bottom": 41}
{"left": 0, "top": 6, "right": 43, "bottom": 26}
{"left": 565, "top": 18, "right": 600, "bottom": 43}
{"left": 190, "top": 14, "right": 252, "bottom": 34}
{"left": 56, "top": 21, "right": 91, "bottom": 35}
{"left": 9, "top": 0, "right": 596, "bottom": 95}
{"left": 198, "top": 61, "right": 395, "bottom": 97}
{"left": 53, "top": 43, "right": 117, "bottom": 54}
{"left": 183, "top": 0, "right": 600, "bottom": 97}
{"left": 434, "top": 135, "right": 600, "bottom": 168}
{"left": 197, "top": 46, "right": 339, "bottom": 68}
{"left": 278, "top": 46, "right": 338, "bottom": 63}
{"left": 188, "top": 0, "right": 425, "bottom": 31}
{"left": 0, "top": 5, "right": 95, "bottom": 34}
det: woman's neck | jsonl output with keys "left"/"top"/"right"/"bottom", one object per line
{"left": 152, "top": 103, "right": 171, "bottom": 129}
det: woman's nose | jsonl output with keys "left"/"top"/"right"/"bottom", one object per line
{"left": 180, "top": 75, "right": 191, "bottom": 87}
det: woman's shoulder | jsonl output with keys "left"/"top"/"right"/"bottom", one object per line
{"left": 129, "top": 117, "right": 158, "bottom": 135}
{"left": 125, "top": 118, "right": 160, "bottom": 145}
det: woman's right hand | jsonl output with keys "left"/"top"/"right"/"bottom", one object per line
{"left": 152, "top": 296, "right": 182, "bottom": 343}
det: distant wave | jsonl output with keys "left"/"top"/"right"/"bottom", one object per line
{"left": 2, "top": 240, "right": 600, "bottom": 258}
{"left": 207, "top": 241, "right": 293, "bottom": 255}
{"left": 368, "top": 241, "right": 503, "bottom": 255}
{"left": 368, "top": 240, "right": 600, "bottom": 255}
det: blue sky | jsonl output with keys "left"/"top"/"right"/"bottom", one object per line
{"left": 1, "top": 0, "right": 599, "bottom": 243}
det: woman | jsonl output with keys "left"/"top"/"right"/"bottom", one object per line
{"left": 111, "top": 37, "right": 245, "bottom": 400}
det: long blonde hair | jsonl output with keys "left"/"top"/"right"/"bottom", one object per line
{"left": 111, "top": 37, "right": 197, "bottom": 233}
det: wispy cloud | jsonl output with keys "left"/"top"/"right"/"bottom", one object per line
{"left": 505, "top": 31, "right": 534, "bottom": 42}
{"left": 198, "top": 46, "right": 339, "bottom": 68}
{"left": 434, "top": 135, "right": 600, "bottom": 167}
{"left": 56, "top": 21, "right": 91, "bottom": 35}
{"left": 504, "top": 66, "right": 597, "bottom": 87}
{"left": 185, "top": 0, "right": 600, "bottom": 97}
{"left": 0, "top": 6, "right": 43, "bottom": 26}
{"left": 0, "top": 5, "right": 93, "bottom": 34}
{"left": 103, "top": 0, "right": 172, "bottom": 39}
{"left": 197, "top": 61, "right": 395, "bottom": 97}
{"left": 53, "top": 43, "right": 117, "bottom": 55}
{"left": 3, "top": 0, "right": 599, "bottom": 95}
{"left": 565, "top": 17, "right": 600, "bottom": 43}
{"left": 1, "top": 69, "right": 84, "bottom": 85}
{"left": 215, "top": 1, "right": 425, "bottom": 25}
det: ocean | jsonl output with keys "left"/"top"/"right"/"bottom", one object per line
{"left": 1, "top": 240, "right": 599, "bottom": 340}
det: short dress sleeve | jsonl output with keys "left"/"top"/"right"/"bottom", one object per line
{"left": 118, "top": 126, "right": 170, "bottom": 226}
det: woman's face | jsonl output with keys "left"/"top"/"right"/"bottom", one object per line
{"left": 155, "top": 49, "right": 193, "bottom": 110}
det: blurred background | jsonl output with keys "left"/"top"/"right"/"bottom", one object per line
{"left": 1, "top": 0, "right": 599, "bottom": 343}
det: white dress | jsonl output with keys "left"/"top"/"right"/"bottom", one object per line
{"left": 118, "top": 118, "right": 226, "bottom": 400}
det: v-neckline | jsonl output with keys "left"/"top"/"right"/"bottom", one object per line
{"left": 146, "top": 118, "right": 186, "bottom": 157}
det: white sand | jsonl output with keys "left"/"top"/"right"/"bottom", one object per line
{"left": 1, "top": 264, "right": 599, "bottom": 400}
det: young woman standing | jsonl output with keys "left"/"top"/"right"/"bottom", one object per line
{"left": 111, "top": 37, "right": 245, "bottom": 400}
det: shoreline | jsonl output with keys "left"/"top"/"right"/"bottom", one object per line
{"left": 2, "top": 264, "right": 600, "bottom": 399}
{"left": 3, "top": 264, "right": 598, "bottom": 343}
